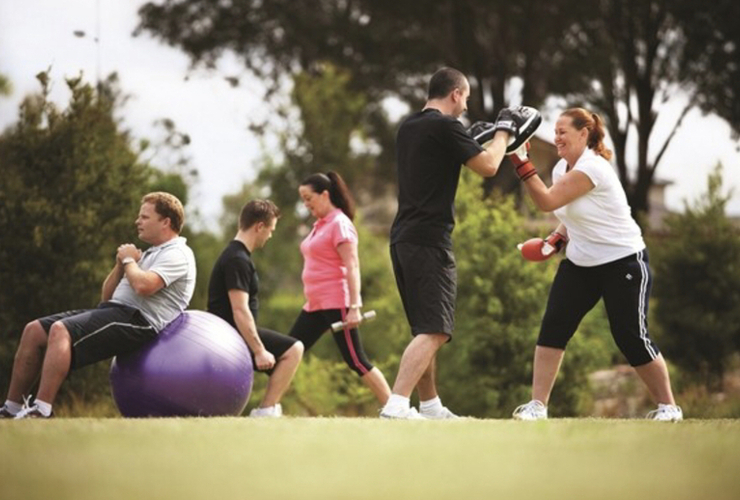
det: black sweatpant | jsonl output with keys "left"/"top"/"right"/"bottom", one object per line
{"left": 538, "top": 250, "right": 660, "bottom": 366}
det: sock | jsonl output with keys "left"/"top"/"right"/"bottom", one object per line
{"left": 420, "top": 396, "right": 443, "bottom": 412}
{"left": 34, "top": 399, "right": 52, "bottom": 417}
{"left": 385, "top": 394, "right": 410, "bottom": 410}
{"left": 4, "top": 400, "right": 22, "bottom": 415}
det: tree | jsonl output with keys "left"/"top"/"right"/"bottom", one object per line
{"left": 651, "top": 165, "right": 740, "bottom": 391}
{"left": 0, "top": 72, "right": 208, "bottom": 413}
{"left": 137, "top": 0, "right": 739, "bottom": 220}
{"left": 0, "top": 73, "right": 151, "bottom": 407}
{"left": 675, "top": 1, "right": 740, "bottom": 136}
{"left": 0, "top": 73, "right": 11, "bottom": 96}
{"left": 549, "top": 0, "right": 740, "bottom": 220}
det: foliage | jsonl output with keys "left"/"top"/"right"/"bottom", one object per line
{"left": 675, "top": 1, "right": 740, "bottom": 137}
{"left": 136, "top": 0, "right": 740, "bottom": 220}
{"left": 137, "top": 0, "right": 582, "bottom": 118}
{"left": 549, "top": 0, "right": 740, "bottom": 219}
{"left": 0, "top": 72, "right": 208, "bottom": 412}
{"left": 0, "top": 73, "right": 11, "bottom": 96}
{"left": 0, "top": 73, "right": 151, "bottom": 399}
{"left": 651, "top": 165, "right": 740, "bottom": 390}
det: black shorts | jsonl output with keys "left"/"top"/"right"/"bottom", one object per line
{"left": 538, "top": 250, "right": 660, "bottom": 366}
{"left": 38, "top": 302, "right": 157, "bottom": 371}
{"left": 390, "top": 242, "right": 456, "bottom": 337}
{"left": 288, "top": 309, "right": 374, "bottom": 376}
{"left": 255, "top": 327, "right": 299, "bottom": 373}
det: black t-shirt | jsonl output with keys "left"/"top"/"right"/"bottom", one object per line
{"left": 390, "top": 108, "right": 483, "bottom": 248}
{"left": 207, "top": 240, "right": 259, "bottom": 326}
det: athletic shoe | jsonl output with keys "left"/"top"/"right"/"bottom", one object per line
{"left": 495, "top": 106, "right": 542, "bottom": 153}
{"left": 420, "top": 405, "right": 460, "bottom": 420}
{"left": 249, "top": 403, "right": 283, "bottom": 418}
{"left": 0, "top": 404, "right": 17, "bottom": 419}
{"left": 14, "top": 404, "right": 54, "bottom": 419}
{"left": 380, "top": 406, "right": 426, "bottom": 420}
{"left": 512, "top": 400, "right": 548, "bottom": 421}
{"left": 646, "top": 404, "right": 683, "bottom": 422}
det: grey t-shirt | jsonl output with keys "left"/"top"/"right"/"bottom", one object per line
{"left": 111, "top": 236, "right": 196, "bottom": 331}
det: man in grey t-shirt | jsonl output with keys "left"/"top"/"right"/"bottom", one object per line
{"left": 0, "top": 192, "right": 196, "bottom": 419}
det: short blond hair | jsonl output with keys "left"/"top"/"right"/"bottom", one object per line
{"left": 141, "top": 192, "right": 185, "bottom": 233}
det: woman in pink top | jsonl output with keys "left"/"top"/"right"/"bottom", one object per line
{"left": 288, "top": 172, "right": 391, "bottom": 406}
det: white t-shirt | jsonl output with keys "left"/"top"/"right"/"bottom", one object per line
{"left": 111, "top": 236, "right": 196, "bottom": 331}
{"left": 552, "top": 148, "right": 645, "bottom": 267}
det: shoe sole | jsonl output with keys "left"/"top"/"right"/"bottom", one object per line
{"left": 380, "top": 412, "right": 426, "bottom": 420}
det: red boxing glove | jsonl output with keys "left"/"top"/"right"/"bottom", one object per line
{"left": 508, "top": 142, "right": 537, "bottom": 181}
{"left": 518, "top": 238, "right": 550, "bottom": 261}
{"left": 518, "top": 232, "right": 568, "bottom": 262}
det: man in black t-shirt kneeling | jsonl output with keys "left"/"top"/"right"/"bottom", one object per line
{"left": 208, "top": 199, "right": 303, "bottom": 418}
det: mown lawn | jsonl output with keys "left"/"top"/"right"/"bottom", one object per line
{"left": 2, "top": 417, "right": 739, "bottom": 500}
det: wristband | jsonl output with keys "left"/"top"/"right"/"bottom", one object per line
{"left": 515, "top": 161, "right": 537, "bottom": 181}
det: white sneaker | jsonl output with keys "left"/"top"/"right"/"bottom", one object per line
{"left": 512, "top": 400, "right": 548, "bottom": 421}
{"left": 249, "top": 403, "right": 282, "bottom": 418}
{"left": 380, "top": 406, "right": 426, "bottom": 420}
{"left": 420, "top": 405, "right": 459, "bottom": 420}
{"left": 646, "top": 404, "right": 683, "bottom": 422}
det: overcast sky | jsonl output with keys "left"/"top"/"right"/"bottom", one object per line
{"left": 2, "top": 0, "right": 739, "bottom": 229}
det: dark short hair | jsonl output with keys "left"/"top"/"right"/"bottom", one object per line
{"left": 239, "top": 199, "right": 280, "bottom": 230}
{"left": 141, "top": 192, "right": 185, "bottom": 233}
{"left": 428, "top": 67, "right": 467, "bottom": 100}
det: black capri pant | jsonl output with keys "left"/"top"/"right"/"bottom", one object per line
{"left": 538, "top": 249, "right": 660, "bottom": 367}
{"left": 288, "top": 308, "right": 374, "bottom": 376}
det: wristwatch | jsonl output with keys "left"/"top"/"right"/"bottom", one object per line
{"left": 121, "top": 257, "right": 136, "bottom": 266}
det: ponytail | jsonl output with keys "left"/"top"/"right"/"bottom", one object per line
{"left": 561, "top": 108, "right": 613, "bottom": 161}
{"left": 300, "top": 171, "right": 356, "bottom": 221}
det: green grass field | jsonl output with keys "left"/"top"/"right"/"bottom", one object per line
{"left": 2, "top": 418, "right": 739, "bottom": 500}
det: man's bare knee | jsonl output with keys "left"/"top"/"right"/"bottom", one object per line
{"left": 47, "top": 322, "right": 72, "bottom": 347}
{"left": 416, "top": 333, "right": 449, "bottom": 348}
{"left": 282, "top": 341, "right": 304, "bottom": 364}
{"left": 19, "top": 321, "right": 49, "bottom": 350}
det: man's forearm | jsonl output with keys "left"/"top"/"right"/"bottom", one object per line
{"left": 233, "top": 308, "right": 266, "bottom": 354}
{"left": 101, "top": 263, "right": 124, "bottom": 302}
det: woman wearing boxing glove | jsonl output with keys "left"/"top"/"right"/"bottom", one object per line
{"left": 510, "top": 108, "right": 682, "bottom": 422}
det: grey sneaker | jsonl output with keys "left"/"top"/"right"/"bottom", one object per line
{"left": 420, "top": 405, "right": 459, "bottom": 420}
{"left": 646, "top": 404, "right": 683, "bottom": 422}
{"left": 495, "top": 106, "right": 542, "bottom": 153}
{"left": 512, "top": 400, "right": 548, "bottom": 421}
{"left": 380, "top": 406, "right": 426, "bottom": 420}
{"left": 0, "top": 405, "right": 17, "bottom": 419}
{"left": 14, "top": 404, "right": 54, "bottom": 419}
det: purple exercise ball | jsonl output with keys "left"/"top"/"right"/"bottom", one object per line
{"left": 110, "top": 310, "right": 253, "bottom": 417}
